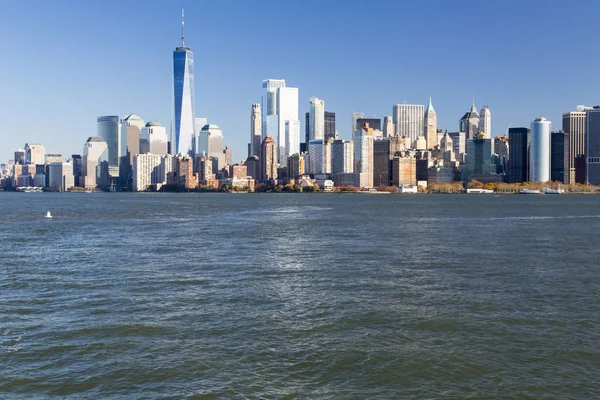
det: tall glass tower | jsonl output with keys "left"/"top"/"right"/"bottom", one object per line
{"left": 173, "top": 9, "right": 195, "bottom": 155}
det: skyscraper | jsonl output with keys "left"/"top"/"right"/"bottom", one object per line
{"left": 461, "top": 137, "right": 494, "bottom": 183}
{"left": 199, "top": 124, "right": 225, "bottom": 170}
{"left": 141, "top": 121, "right": 168, "bottom": 155}
{"left": 309, "top": 97, "right": 325, "bottom": 141}
{"left": 24, "top": 143, "right": 45, "bottom": 165}
{"left": 551, "top": 131, "right": 570, "bottom": 183}
{"left": 352, "top": 112, "right": 364, "bottom": 135}
{"left": 97, "top": 116, "right": 120, "bottom": 166}
{"left": 331, "top": 140, "right": 354, "bottom": 175}
{"left": 353, "top": 126, "right": 374, "bottom": 188}
{"left": 383, "top": 116, "right": 394, "bottom": 138}
{"left": 324, "top": 111, "right": 336, "bottom": 142}
{"left": 82, "top": 137, "right": 108, "bottom": 189}
{"left": 373, "top": 138, "right": 391, "bottom": 187}
{"left": 173, "top": 9, "right": 195, "bottom": 155}
{"left": 260, "top": 136, "right": 277, "bottom": 182}
{"left": 585, "top": 107, "right": 600, "bottom": 185}
{"left": 424, "top": 97, "right": 437, "bottom": 149}
{"left": 479, "top": 105, "right": 492, "bottom": 137}
{"left": 529, "top": 117, "right": 551, "bottom": 183}
{"left": 459, "top": 101, "right": 480, "bottom": 140}
{"left": 262, "top": 79, "right": 298, "bottom": 164}
{"left": 250, "top": 104, "right": 262, "bottom": 157}
{"left": 356, "top": 118, "right": 381, "bottom": 131}
{"left": 508, "top": 127, "right": 529, "bottom": 183}
{"left": 393, "top": 104, "right": 424, "bottom": 144}
{"left": 562, "top": 110, "right": 587, "bottom": 183}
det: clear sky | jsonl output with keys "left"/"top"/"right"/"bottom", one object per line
{"left": 1, "top": 0, "right": 599, "bottom": 163}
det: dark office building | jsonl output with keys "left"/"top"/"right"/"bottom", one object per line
{"left": 305, "top": 112, "right": 310, "bottom": 146}
{"left": 373, "top": 139, "right": 391, "bottom": 187}
{"left": 508, "top": 127, "right": 529, "bottom": 183}
{"left": 550, "top": 131, "right": 570, "bottom": 183}
{"left": 72, "top": 154, "right": 83, "bottom": 187}
{"left": 586, "top": 108, "right": 600, "bottom": 185}
{"left": 356, "top": 118, "right": 381, "bottom": 131}
{"left": 324, "top": 111, "right": 336, "bottom": 141}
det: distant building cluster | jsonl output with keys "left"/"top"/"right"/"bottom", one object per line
{"left": 2, "top": 11, "right": 600, "bottom": 192}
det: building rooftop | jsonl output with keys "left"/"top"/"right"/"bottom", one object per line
{"left": 146, "top": 120, "right": 162, "bottom": 127}
{"left": 86, "top": 136, "right": 106, "bottom": 143}
{"left": 201, "top": 124, "right": 221, "bottom": 130}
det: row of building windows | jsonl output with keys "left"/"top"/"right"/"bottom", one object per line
{"left": 588, "top": 157, "right": 600, "bottom": 163}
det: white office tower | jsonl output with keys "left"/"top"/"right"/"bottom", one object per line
{"left": 277, "top": 87, "right": 299, "bottom": 164}
{"left": 140, "top": 121, "right": 168, "bottom": 155}
{"left": 193, "top": 117, "right": 208, "bottom": 156}
{"left": 393, "top": 104, "right": 425, "bottom": 145}
{"left": 352, "top": 112, "right": 364, "bottom": 134}
{"left": 285, "top": 120, "right": 300, "bottom": 160}
{"left": 82, "top": 137, "right": 108, "bottom": 189}
{"left": 332, "top": 140, "right": 354, "bottom": 174}
{"left": 199, "top": 124, "right": 225, "bottom": 169}
{"left": 24, "top": 143, "right": 46, "bottom": 165}
{"left": 263, "top": 79, "right": 286, "bottom": 116}
{"left": 309, "top": 97, "right": 325, "bottom": 141}
{"left": 383, "top": 116, "right": 394, "bottom": 137}
{"left": 353, "top": 129, "right": 374, "bottom": 188}
{"left": 250, "top": 104, "right": 262, "bottom": 156}
{"left": 479, "top": 105, "right": 492, "bottom": 137}
{"left": 529, "top": 117, "right": 551, "bottom": 182}
{"left": 133, "top": 153, "right": 164, "bottom": 191}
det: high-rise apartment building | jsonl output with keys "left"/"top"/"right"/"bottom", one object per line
{"left": 508, "top": 127, "right": 529, "bottom": 183}
{"left": 353, "top": 127, "right": 374, "bottom": 188}
{"left": 424, "top": 98, "right": 437, "bottom": 149}
{"left": 287, "top": 153, "right": 305, "bottom": 180}
{"left": 529, "top": 117, "right": 551, "bottom": 183}
{"left": 562, "top": 110, "right": 587, "bottom": 183}
{"left": 585, "top": 107, "right": 600, "bottom": 185}
{"left": 309, "top": 97, "right": 325, "bottom": 141}
{"left": 331, "top": 140, "right": 354, "bottom": 175}
{"left": 551, "top": 131, "right": 570, "bottom": 183}
{"left": 97, "top": 116, "right": 120, "bottom": 166}
{"left": 250, "top": 104, "right": 262, "bottom": 157}
{"left": 393, "top": 104, "right": 424, "bottom": 144}
{"left": 260, "top": 136, "right": 277, "bottom": 182}
{"left": 173, "top": 10, "right": 195, "bottom": 155}
{"left": 285, "top": 120, "right": 301, "bottom": 161}
{"left": 459, "top": 102, "right": 480, "bottom": 140}
{"left": 25, "top": 143, "right": 45, "bottom": 165}
{"left": 391, "top": 152, "right": 417, "bottom": 186}
{"left": 383, "top": 116, "right": 394, "bottom": 138}
{"left": 479, "top": 105, "right": 492, "bottom": 137}
{"left": 133, "top": 153, "right": 164, "bottom": 191}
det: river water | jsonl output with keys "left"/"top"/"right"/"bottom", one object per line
{"left": 1, "top": 192, "right": 599, "bottom": 398}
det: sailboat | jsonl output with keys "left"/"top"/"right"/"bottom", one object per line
{"left": 45, "top": 211, "right": 53, "bottom": 219}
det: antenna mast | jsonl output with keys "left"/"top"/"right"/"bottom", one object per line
{"left": 181, "top": 9, "right": 185, "bottom": 47}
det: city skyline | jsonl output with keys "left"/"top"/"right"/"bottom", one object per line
{"left": 1, "top": 1, "right": 600, "bottom": 163}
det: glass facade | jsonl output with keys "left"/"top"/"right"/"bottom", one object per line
{"left": 173, "top": 48, "right": 195, "bottom": 155}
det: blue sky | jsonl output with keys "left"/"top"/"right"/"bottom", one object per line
{"left": 1, "top": 0, "right": 599, "bottom": 163}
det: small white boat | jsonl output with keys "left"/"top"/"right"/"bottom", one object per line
{"left": 544, "top": 187, "right": 564, "bottom": 194}
{"left": 45, "top": 211, "right": 53, "bottom": 219}
{"left": 519, "top": 189, "right": 542, "bottom": 194}
{"left": 467, "top": 188, "right": 494, "bottom": 194}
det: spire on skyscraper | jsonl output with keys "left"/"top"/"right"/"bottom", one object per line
{"left": 426, "top": 97, "right": 435, "bottom": 114}
{"left": 181, "top": 9, "right": 185, "bottom": 47}
{"left": 471, "top": 97, "right": 477, "bottom": 112}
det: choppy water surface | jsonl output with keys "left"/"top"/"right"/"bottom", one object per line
{"left": 1, "top": 192, "right": 600, "bottom": 398}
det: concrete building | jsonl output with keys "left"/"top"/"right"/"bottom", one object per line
{"left": 331, "top": 140, "right": 354, "bottom": 175}
{"left": 140, "top": 121, "right": 168, "bottom": 155}
{"left": 25, "top": 143, "right": 45, "bottom": 165}
{"left": 529, "top": 117, "right": 551, "bottom": 183}
{"left": 508, "top": 127, "right": 529, "bottom": 183}
{"left": 461, "top": 137, "right": 495, "bottom": 183}
{"left": 261, "top": 136, "right": 277, "bottom": 182}
{"left": 324, "top": 111, "right": 336, "bottom": 142}
{"left": 97, "top": 116, "right": 121, "bottom": 166}
{"left": 14, "top": 149, "right": 25, "bottom": 165}
{"left": 424, "top": 98, "right": 437, "bottom": 149}
{"left": 197, "top": 154, "right": 213, "bottom": 183}
{"left": 356, "top": 118, "right": 381, "bottom": 131}
{"left": 308, "top": 139, "right": 332, "bottom": 175}
{"left": 391, "top": 152, "right": 417, "bottom": 186}
{"left": 244, "top": 155, "right": 260, "bottom": 180}
{"left": 250, "top": 104, "right": 262, "bottom": 157}
{"left": 198, "top": 124, "right": 225, "bottom": 170}
{"left": 262, "top": 80, "right": 299, "bottom": 164}
{"left": 285, "top": 120, "right": 301, "bottom": 161}
{"left": 309, "top": 97, "right": 325, "bottom": 141}
{"left": 447, "top": 131, "right": 466, "bottom": 159}
{"left": 428, "top": 165, "right": 454, "bottom": 184}
{"left": 82, "top": 137, "right": 108, "bottom": 189}
{"left": 72, "top": 154, "right": 82, "bottom": 187}
{"left": 45, "top": 154, "right": 63, "bottom": 164}
{"left": 353, "top": 127, "right": 374, "bottom": 188}
{"left": 551, "top": 131, "right": 570, "bottom": 183}
{"left": 351, "top": 112, "right": 364, "bottom": 134}
{"left": 585, "top": 107, "right": 600, "bottom": 185}
{"left": 494, "top": 136, "right": 509, "bottom": 173}
{"left": 287, "top": 153, "right": 305, "bottom": 181}
{"left": 373, "top": 138, "right": 391, "bottom": 187}
{"left": 383, "top": 116, "right": 394, "bottom": 138}
{"left": 393, "top": 104, "right": 424, "bottom": 144}
{"left": 47, "top": 161, "right": 74, "bottom": 191}
{"left": 177, "top": 155, "right": 196, "bottom": 189}
{"left": 133, "top": 153, "right": 164, "bottom": 191}
{"left": 479, "top": 105, "right": 492, "bottom": 137}
{"left": 193, "top": 117, "right": 208, "bottom": 156}
{"left": 562, "top": 109, "right": 587, "bottom": 183}
{"left": 459, "top": 102, "right": 480, "bottom": 140}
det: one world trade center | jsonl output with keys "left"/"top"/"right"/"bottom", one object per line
{"left": 173, "top": 9, "right": 195, "bottom": 155}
